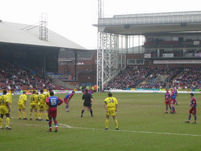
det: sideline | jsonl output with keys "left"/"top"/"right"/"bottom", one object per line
{"left": 60, "top": 123, "right": 201, "bottom": 137}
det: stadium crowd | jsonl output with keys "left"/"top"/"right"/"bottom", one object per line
{"left": 138, "top": 66, "right": 182, "bottom": 89}
{"left": 106, "top": 65, "right": 201, "bottom": 90}
{"left": 0, "top": 61, "right": 62, "bottom": 90}
{"left": 171, "top": 67, "right": 201, "bottom": 89}
{"left": 0, "top": 60, "right": 200, "bottom": 91}
{"left": 105, "top": 66, "right": 150, "bottom": 89}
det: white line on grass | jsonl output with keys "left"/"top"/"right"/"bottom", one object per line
{"left": 60, "top": 123, "right": 201, "bottom": 137}
{"left": 60, "top": 123, "right": 72, "bottom": 128}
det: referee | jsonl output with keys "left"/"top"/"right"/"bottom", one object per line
{"left": 81, "top": 89, "right": 94, "bottom": 118}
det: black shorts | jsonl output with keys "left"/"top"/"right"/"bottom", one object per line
{"left": 83, "top": 102, "right": 92, "bottom": 107}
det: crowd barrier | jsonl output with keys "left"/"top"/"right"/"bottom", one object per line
{"left": 105, "top": 88, "right": 201, "bottom": 94}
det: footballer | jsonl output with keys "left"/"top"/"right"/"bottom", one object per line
{"left": 0, "top": 90, "right": 11, "bottom": 129}
{"left": 165, "top": 89, "right": 171, "bottom": 113}
{"left": 104, "top": 92, "right": 119, "bottom": 130}
{"left": 64, "top": 90, "right": 75, "bottom": 112}
{"left": 186, "top": 93, "right": 197, "bottom": 124}
{"left": 18, "top": 91, "right": 27, "bottom": 120}
{"left": 81, "top": 89, "right": 94, "bottom": 118}
{"left": 29, "top": 90, "right": 39, "bottom": 120}
{"left": 46, "top": 91, "right": 63, "bottom": 132}
{"left": 170, "top": 88, "right": 176, "bottom": 114}
{"left": 38, "top": 90, "right": 47, "bottom": 121}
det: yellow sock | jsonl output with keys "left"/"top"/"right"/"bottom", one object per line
{"left": 23, "top": 111, "right": 26, "bottom": 118}
{"left": 0, "top": 118, "right": 3, "bottom": 127}
{"left": 105, "top": 119, "right": 109, "bottom": 128}
{"left": 18, "top": 111, "right": 21, "bottom": 119}
{"left": 45, "top": 113, "right": 49, "bottom": 120}
{"left": 114, "top": 119, "right": 119, "bottom": 128}
{"left": 39, "top": 112, "right": 42, "bottom": 119}
{"left": 6, "top": 117, "right": 10, "bottom": 127}
{"left": 35, "top": 112, "right": 38, "bottom": 119}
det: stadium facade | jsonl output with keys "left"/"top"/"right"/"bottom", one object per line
{"left": 96, "top": 10, "right": 201, "bottom": 90}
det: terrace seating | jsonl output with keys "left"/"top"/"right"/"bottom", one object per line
{"left": 105, "top": 65, "right": 200, "bottom": 90}
{"left": 171, "top": 67, "right": 201, "bottom": 89}
{"left": 0, "top": 61, "right": 63, "bottom": 90}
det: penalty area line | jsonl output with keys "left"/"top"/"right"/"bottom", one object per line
{"left": 60, "top": 123, "right": 201, "bottom": 137}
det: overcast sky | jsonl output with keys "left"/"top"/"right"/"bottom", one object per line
{"left": 1, "top": 0, "right": 201, "bottom": 49}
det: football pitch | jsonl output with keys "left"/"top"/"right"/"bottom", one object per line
{"left": 0, "top": 92, "right": 201, "bottom": 151}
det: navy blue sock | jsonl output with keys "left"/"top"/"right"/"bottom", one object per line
{"left": 81, "top": 110, "right": 84, "bottom": 115}
{"left": 194, "top": 115, "right": 197, "bottom": 121}
{"left": 166, "top": 105, "right": 168, "bottom": 111}
{"left": 188, "top": 114, "right": 191, "bottom": 120}
{"left": 90, "top": 109, "right": 93, "bottom": 116}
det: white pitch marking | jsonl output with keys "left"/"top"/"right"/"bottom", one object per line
{"left": 60, "top": 123, "right": 72, "bottom": 128}
{"left": 60, "top": 123, "right": 201, "bottom": 137}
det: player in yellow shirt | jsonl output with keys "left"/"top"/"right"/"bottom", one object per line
{"left": 104, "top": 92, "right": 119, "bottom": 130}
{"left": 29, "top": 90, "right": 39, "bottom": 120}
{"left": 7, "top": 90, "right": 13, "bottom": 106}
{"left": 45, "top": 90, "right": 50, "bottom": 101}
{"left": 0, "top": 90, "right": 11, "bottom": 129}
{"left": 18, "top": 91, "right": 27, "bottom": 120}
{"left": 44, "top": 90, "right": 50, "bottom": 121}
{"left": 7, "top": 90, "right": 13, "bottom": 115}
{"left": 38, "top": 90, "right": 48, "bottom": 121}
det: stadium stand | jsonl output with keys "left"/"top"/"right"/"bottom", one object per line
{"left": 170, "top": 67, "right": 201, "bottom": 89}
{"left": 0, "top": 21, "right": 95, "bottom": 90}
{"left": 137, "top": 66, "right": 181, "bottom": 89}
{"left": 105, "top": 65, "right": 201, "bottom": 90}
{"left": 0, "top": 61, "right": 64, "bottom": 90}
{"left": 105, "top": 66, "right": 150, "bottom": 89}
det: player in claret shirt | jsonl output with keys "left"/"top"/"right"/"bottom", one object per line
{"left": 170, "top": 88, "right": 176, "bottom": 114}
{"left": 186, "top": 93, "right": 197, "bottom": 124}
{"left": 46, "top": 91, "right": 63, "bottom": 132}
{"left": 174, "top": 87, "right": 178, "bottom": 105}
{"left": 164, "top": 89, "right": 171, "bottom": 113}
{"left": 64, "top": 90, "right": 75, "bottom": 112}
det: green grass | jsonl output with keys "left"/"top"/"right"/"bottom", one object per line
{"left": 0, "top": 93, "right": 201, "bottom": 151}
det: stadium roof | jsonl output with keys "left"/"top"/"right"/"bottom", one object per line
{"left": 96, "top": 11, "right": 201, "bottom": 35}
{"left": 0, "top": 21, "right": 85, "bottom": 49}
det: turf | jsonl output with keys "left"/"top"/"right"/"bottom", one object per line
{"left": 0, "top": 92, "right": 201, "bottom": 151}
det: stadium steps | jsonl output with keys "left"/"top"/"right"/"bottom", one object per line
{"left": 156, "top": 74, "right": 168, "bottom": 83}
{"left": 52, "top": 78, "right": 76, "bottom": 89}
{"left": 164, "top": 69, "right": 183, "bottom": 88}
{"left": 136, "top": 75, "right": 150, "bottom": 87}
{"left": 169, "top": 72, "right": 183, "bottom": 84}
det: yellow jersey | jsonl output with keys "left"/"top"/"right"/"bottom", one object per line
{"left": 30, "top": 94, "right": 39, "bottom": 104}
{"left": 7, "top": 92, "right": 12, "bottom": 104}
{"left": 38, "top": 94, "right": 46, "bottom": 105}
{"left": 0, "top": 94, "right": 9, "bottom": 107}
{"left": 45, "top": 92, "right": 50, "bottom": 99}
{"left": 18, "top": 94, "right": 27, "bottom": 105}
{"left": 104, "top": 97, "right": 118, "bottom": 109}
